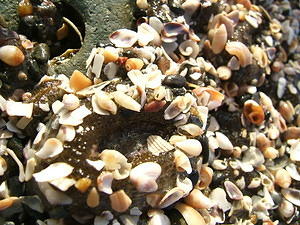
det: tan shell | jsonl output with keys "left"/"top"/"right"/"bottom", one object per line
{"left": 198, "top": 166, "right": 213, "bottom": 190}
{"left": 112, "top": 91, "right": 142, "bottom": 112}
{"left": 0, "top": 45, "right": 25, "bottom": 67}
{"left": 147, "top": 135, "right": 174, "bottom": 156}
{"left": 125, "top": 58, "right": 144, "bottom": 71}
{"left": 211, "top": 24, "right": 227, "bottom": 54}
{"left": 87, "top": 187, "right": 100, "bottom": 208}
{"left": 0, "top": 197, "right": 19, "bottom": 211}
{"left": 158, "top": 187, "right": 185, "bottom": 208}
{"left": 275, "top": 168, "right": 292, "bottom": 189}
{"left": 225, "top": 41, "right": 252, "bottom": 67}
{"left": 35, "top": 138, "right": 64, "bottom": 159}
{"left": 75, "top": 178, "right": 92, "bottom": 193}
{"left": 173, "top": 150, "right": 192, "bottom": 174}
{"left": 175, "top": 203, "right": 206, "bottom": 225}
{"left": 175, "top": 139, "right": 202, "bottom": 157}
{"left": 69, "top": 70, "right": 93, "bottom": 92}
{"left": 184, "top": 188, "right": 213, "bottom": 209}
{"left": 109, "top": 190, "right": 132, "bottom": 212}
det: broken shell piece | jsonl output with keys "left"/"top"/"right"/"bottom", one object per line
{"left": 279, "top": 199, "right": 295, "bottom": 219}
{"left": 103, "top": 47, "right": 119, "bottom": 63}
{"left": 25, "top": 158, "right": 36, "bottom": 181}
{"left": 147, "top": 135, "right": 174, "bottom": 156}
{"left": 177, "top": 177, "right": 193, "bottom": 197}
{"left": 175, "top": 203, "right": 206, "bottom": 225}
{"left": 87, "top": 187, "right": 100, "bottom": 208}
{"left": 33, "top": 162, "right": 74, "bottom": 182}
{"left": 69, "top": 70, "right": 93, "bottom": 92}
{"left": 217, "top": 66, "right": 232, "bottom": 80}
{"left": 136, "top": 0, "right": 149, "bottom": 9}
{"left": 215, "top": 132, "right": 233, "bottom": 151}
{"left": 243, "top": 100, "right": 265, "bottom": 125}
{"left": 159, "top": 187, "right": 185, "bottom": 208}
{"left": 38, "top": 182, "right": 72, "bottom": 205}
{"left": 184, "top": 188, "right": 213, "bottom": 209}
{"left": 56, "top": 125, "right": 76, "bottom": 142}
{"left": 100, "top": 150, "right": 132, "bottom": 180}
{"left": 109, "top": 29, "right": 138, "bottom": 48}
{"left": 209, "top": 188, "right": 232, "bottom": 212}
{"left": 125, "top": 58, "right": 144, "bottom": 71}
{"left": 110, "top": 190, "right": 132, "bottom": 212}
{"left": 177, "top": 123, "right": 203, "bottom": 137}
{"left": 198, "top": 166, "right": 213, "bottom": 190}
{"left": 211, "top": 24, "right": 227, "bottom": 54}
{"left": 175, "top": 139, "right": 202, "bottom": 156}
{"left": 225, "top": 41, "right": 252, "bottom": 67}
{"left": 0, "top": 197, "right": 19, "bottom": 211}
{"left": 193, "top": 87, "right": 225, "bottom": 110}
{"left": 173, "top": 150, "right": 192, "bottom": 174}
{"left": 281, "top": 188, "right": 300, "bottom": 207}
{"left": 164, "top": 94, "right": 195, "bottom": 120}
{"left": 285, "top": 163, "right": 300, "bottom": 181}
{"left": 97, "top": 171, "right": 113, "bottom": 194}
{"left": 224, "top": 181, "right": 243, "bottom": 200}
{"left": 86, "top": 159, "right": 105, "bottom": 171}
{"left": 275, "top": 168, "right": 291, "bottom": 189}
{"left": 138, "top": 23, "right": 160, "bottom": 46}
{"left": 112, "top": 91, "right": 142, "bottom": 112}
{"left": 75, "top": 178, "right": 91, "bottom": 193}
{"left": 130, "top": 162, "right": 161, "bottom": 192}
{"left": 148, "top": 209, "right": 171, "bottom": 225}
{"left": 279, "top": 101, "right": 295, "bottom": 123}
{"left": 50, "top": 177, "right": 76, "bottom": 191}
{"left": 0, "top": 45, "right": 25, "bottom": 66}
{"left": 6, "top": 101, "right": 33, "bottom": 118}
{"left": 62, "top": 94, "right": 80, "bottom": 111}
{"left": 59, "top": 105, "right": 92, "bottom": 126}
{"left": 35, "top": 138, "right": 64, "bottom": 159}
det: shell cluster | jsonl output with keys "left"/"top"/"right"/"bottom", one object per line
{"left": 0, "top": 0, "right": 299, "bottom": 225}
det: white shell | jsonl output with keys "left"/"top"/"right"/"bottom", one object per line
{"left": 215, "top": 132, "right": 234, "bottom": 151}
{"left": 147, "top": 135, "right": 174, "bottom": 156}
{"left": 286, "top": 163, "right": 300, "bottom": 181}
{"left": 62, "top": 94, "right": 80, "bottom": 111}
{"left": 56, "top": 125, "right": 76, "bottom": 142}
{"left": 6, "top": 101, "right": 33, "bottom": 118}
{"left": 112, "top": 91, "right": 142, "bottom": 112}
{"left": 38, "top": 182, "right": 72, "bottom": 205}
{"left": 109, "top": 29, "right": 138, "bottom": 48}
{"left": 224, "top": 181, "right": 243, "bottom": 200}
{"left": 33, "top": 162, "right": 74, "bottom": 182}
{"left": 35, "top": 138, "right": 64, "bottom": 159}
{"left": 97, "top": 171, "right": 113, "bottom": 194}
{"left": 159, "top": 187, "right": 185, "bottom": 208}
{"left": 173, "top": 150, "right": 192, "bottom": 174}
{"left": 50, "top": 177, "right": 76, "bottom": 191}
{"left": 59, "top": 105, "right": 92, "bottom": 126}
{"left": 137, "top": 23, "right": 160, "bottom": 46}
{"left": 25, "top": 158, "right": 36, "bottom": 182}
{"left": 130, "top": 162, "right": 161, "bottom": 192}
{"left": 86, "top": 159, "right": 105, "bottom": 171}
{"left": 148, "top": 210, "right": 171, "bottom": 225}
{"left": 175, "top": 139, "right": 202, "bottom": 156}
{"left": 209, "top": 188, "right": 232, "bottom": 212}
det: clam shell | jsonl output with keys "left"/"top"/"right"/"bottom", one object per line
{"left": 159, "top": 187, "right": 185, "bottom": 208}
{"left": 224, "top": 181, "right": 243, "bottom": 200}
{"left": 147, "top": 135, "right": 174, "bottom": 156}
{"left": 56, "top": 125, "right": 76, "bottom": 142}
{"left": 215, "top": 132, "right": 233, "bottom": 151}
{"left": 173, "top": 150, "right": 192, "bottom": 174}
{"left": 97, "top": 172, "right": 113, "bottom": 194}
{"left": 109, "top": 29, "right": 138, "bottom": 48}
{"left": 87, "top": 187, "right": 100, "bottom": 208}
{"left": 38, "top": 182, "right": 72, "bottom": 205}
{"left": 33, "top": 162, "right": 74, "bottom": 182}
{"left": 177, "top": 123, "right": 203, "bottom": 137}
{"left": 282, "top": 188, "right": 300, "bottom": 207}
{"left": 110, "top": 190, "right": 132, "bottom": 212}
{"left": 209, "top": 188, "right": 232, "bottom": 212}
{"left": 285, "top": 163, "right": 300, "bottom": 181}
{"left": 175, "top": 139, "right": 202, "bottom": 157}
{"left": 184, "top": 188, "right": 213, "bottom": 209}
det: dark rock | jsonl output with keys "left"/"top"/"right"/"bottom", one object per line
{"left": 163, "top": 75, "right": 187, "bottom": 88}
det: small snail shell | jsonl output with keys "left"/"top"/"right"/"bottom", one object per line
{"left": 243, "top": 100, "right": 265, "bottom": 125}
{"left": 125, "top": 58, "right": 144, "bottom": 71}
{"left": 0, "top": 45, "right": 25, "bottom": 67}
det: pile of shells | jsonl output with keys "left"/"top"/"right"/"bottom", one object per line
{"left": 0, "top": 0, "right": 299, "bottom": 225}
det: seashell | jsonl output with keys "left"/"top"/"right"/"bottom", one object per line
{"left": 285, "top": 163, "right": 300, "bottom": 181}
{"left": 0, "top": 197, "right": 19, "bottom": 211}
{"left": 263, "top": 147, "right": 279, "bottom": 160}
{"left": 184, "top": 188, "right": 213, "bottom": 209}
{"left": 278, "top": 101, "right": 295, "bottom": 123}
{"left": 248, "top": 177, "right": 261, "bottom": 189}
{"left": 56, "top": 23, "right": 69, "bottom": 41}
{"left": 175, "top": 139, "right": 202, "bottom": 157}
{"left": 125, "top": 58, "right": 144, "bottom": 71}
{"left": 211, "top": 24, "right": 227, "bottom": 54}
{"left": 50, "top": 177, "right": 76, "bottom": 192}
{"left": 209, "top": 188, "right": 232, "bottom": 212}
{"left": 25, "top": 158, "right": 36, "bottom": 181}
{"left": 148, "top": 209, "right": 171, "bottom": 225}
{"left": 104, "top": 62, "right": 119, "bottom": 80}
{"left": 144, "top": 100, "right": 166, "bottom": 112}
{"left": 109, "top": 190, "right": 132, "bottom": 212}
{"left": 38, "top": 182, "right": 72, "bottom": 205}
{"left": 243, "top": 100, "right": 265, "bottom": 125}
{"left": 59, "top": 105, "right": 92, "bottom": 126}
{"left": 35, "top": 138, "right": 64, "bottom": 159}
{"left": 159, "top": 187, "right": 185, "bottom": 208}
{"left": 236, "top": 0, "right": 252, "bottom": 9}
{"left": 162, "top": 22, "right": 189, "bottom": 38}
{"left": 18, "top": 0, "right": 33, "bottom": 17}
{"left": 75, "top": 178, "right": 92, "bottom": 193}
{"left": 6, "top": 101, "right": 33, "bottom": 118}
{"left": 97, "top": 172, "right": 113, "bottom": 194}
{"left": 100, "top": 150, "right": 132, "bottom": 180}
{"left": 103, "top": 47, "right": 119, "bottom": 63}
{"left": 256, "top": 133, "right": 272, "bottom": 151}
{"left": 149, "top": 17, "right": 164, "bottom": 34}
{"left": 87, "top": 187, "right": 100, "bottom": 208}
{"left": 62, "top": 94, "right": 80, "bottom": 111}
{"left": 147, "top": 135, "right": 174, "bottom": 156}
{"left": 223, "top": 82, "right": 239, "bottom": 97}
{"left": 284, "top": 127, "right": 300, "bottom": 141}
{"left": 224, "top": 181, "right": 243, "bottom": 200}
{"left": 164, "top": 94, "right": 195, "bottom": 120}
{"left": 281, "top": 188, "right": 300, "bottom": 207}
{"left": 130, "top": 162, "right": 161, "bottom": 192}
{"left": 174, "top": 203, "right": 206, "bottom": 225}
{"left": 56, "top": 125, "right": 76, "bottom": 142}
{"left": 198, "top": 166, "right": 213, "bottom": 190}
{"left": 215, "top": 132, "right": 233, "bottom": 151}
{"left": 277, "top": 77, "right": 287, "bottom": 99}
{"left": 93, "top": 90, "right": 117, "bottom": 115}
{"left": 178, "top": 123, "right": 203, "bottom": 138}
{"left": 178, "top": 40, "right": 200, "bottom": 58}
{"left": 136, "top": 0, "right": 149, "bottom": 9}
{"left": 112, "top": 91, "right": 141, "bottom": 112}
{"left": 86, "top": 159, "right": 105, "bottom": 171}
{"left": 177, "top": 177, "right": 193, "bottom": 197}
{"left": 91, "top": 52, "right": 105, "bottom": 78}
{"left": 0, "top": 156, "right": 7, "bottom": 176}
{"left": 279, "top": 199, "right": 295, "bottom": 219}
{"left": 33, "top": 162, "right": 74, "bottom": 182}
{"left": 137, "top": 23, "right": 161, "bottom": 46}
{"left": 212, "top": 160, "right": 227, "bottom": 170}
{"left": 227, "top": 56, "right": 240, "bottom": 71}
{"left": 69, "top": 70, "right": 93, "bottom": 92}
{"left": 251, "top": 46, "right": 269, "bottom": 68}
{"left": 109, "top": 29, "right": 138, "bottom": 48}
{"left": 217, "top": 66, "right": 232, "bottom": 80}
{"left": 0, "top": 45, "right": 25, "bottom": 67}
{"left": 193, "top": 87, "right": 225, "bottom": 110}
{"left": 225, "top": 41, "right": 252, "bottom": 67}
{"left": 275, "top": 168, "right": 292, "bottom": 189}
{"left": 181, "top": 0, "right": 201, "bottom": 16}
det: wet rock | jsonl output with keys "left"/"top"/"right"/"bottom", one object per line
{"left": 163, "top": 75, "right": 187, "bottom": 88}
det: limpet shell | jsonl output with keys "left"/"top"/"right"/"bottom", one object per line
{"left": 109, "top": 29, "right": 138, "bottom": 48}
{"left": 109, "top": 190, "right": 132, "bottom": 212}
